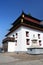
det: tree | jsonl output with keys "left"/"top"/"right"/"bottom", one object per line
{"left": 28, "top": 13, "right": 31, "bottom": 16}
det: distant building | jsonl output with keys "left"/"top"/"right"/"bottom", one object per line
{"left": 2, "top": 12, "right": 43, "bottom": 54}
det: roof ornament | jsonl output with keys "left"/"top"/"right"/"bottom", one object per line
{"left": 21, "top": 19, "right": 23, "bottom": 22}
{"left": 22, "top": 10, "right": 24, "bottom": 14}
{"left": 22, "top": 14, "right": 24, "bottom": 18}
{"left": 21, "top": 10, "right": 25, "bottom": 18}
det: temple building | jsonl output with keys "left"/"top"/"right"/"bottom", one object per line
{"left": 2, "top": 12, "right": 43, "bottom": 54}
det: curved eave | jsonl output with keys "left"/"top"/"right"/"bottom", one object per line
{"left": 21, "top": 23, "right": 43, "bottom": 31}
{"left": 9, "top": 19, "right": 21, "bottom": 31}
{"left": 6, "top": 22, "right": 43, "bottom": 36}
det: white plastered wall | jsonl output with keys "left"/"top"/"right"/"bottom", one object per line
{"left": 7, "top": 26, "right": 43, "bottom": 52}
{"left": 20, "top": 26, "right": 43, "bottom": 51}
{"left": 8, "top": 42, "right": 15, "bottom": 52}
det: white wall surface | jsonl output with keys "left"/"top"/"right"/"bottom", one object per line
{"left": 7, "top": 27, "right": 24, "bottom": 51}
{"left": 8, "top": 42, "right": 15, "bottom": 52}
{"left": 7, "top": 26, "right": 43, "bottom": 52}
{"left": 20, "top": 26, "right": 43, "bottom": 51}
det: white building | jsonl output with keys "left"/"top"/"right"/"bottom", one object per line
{"left": 2, "top": 12, "right": 43, "bottom": 54}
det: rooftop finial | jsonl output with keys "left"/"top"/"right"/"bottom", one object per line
{"left": 22, "top": 10, "right": 24, "bottom": 14}
{"left": 22, "top": 10, "right": 25, "bottom": 17}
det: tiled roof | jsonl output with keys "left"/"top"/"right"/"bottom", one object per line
{"left": 5, "top": 12, "right": 43, "bottom": 36}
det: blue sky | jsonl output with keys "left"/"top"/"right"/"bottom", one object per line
{"left": 0, "top": 0, "right": 43, "bottom": 45}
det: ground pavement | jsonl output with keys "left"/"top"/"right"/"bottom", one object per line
{"left": 0, "top": 53, "right": 19, "bottom": 63}
{"left": 0, "top": 53, "right": 43, "bottom": 65}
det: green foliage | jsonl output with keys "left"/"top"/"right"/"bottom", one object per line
{"left": 28, "top": 13, "right": 31, "bottom": 16}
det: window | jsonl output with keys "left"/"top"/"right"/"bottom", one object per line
{"left": 15, "top": 40, "right": 17, "bottom": 46}
{"left": 26, "top": 39, "right": 30, "bottom": 45}
{"left": 26, "top": 31, "right": 29, "bottom": 37}
{"left": 13, "top": 35, "right": 14, "bottom": 37}
{"left": 39, "top": 40, "right": 41, "bottom": 46}
{"left": 16, "top": 33, "right": 18, "bottom": 38}
{"left": 38, "top": 34, "right": 40, "bottom": 39}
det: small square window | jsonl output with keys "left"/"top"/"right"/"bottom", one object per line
{"left": 15, "top": 40, "right": 17, "bottom": 46}
{"left": 39, "top": 40, "right": 41, "bottom": 46}
{"left": 26, "top": 39, "right": 30, "bottom": 45}
{"left": 13, "top": 35, "right": 14, "bottom": 37}
{"left": 26, "top": 31, "right": 29, "bottom": 37}
{"left": 38, "top": 34, "right": 40, "bottom": 39}
{"left": 16, "top": 33, "right": 17, "bottom": 35}
{"left": 16, "top": 33, "right": 18, "bottom": 38}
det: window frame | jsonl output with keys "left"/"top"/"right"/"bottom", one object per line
{"left": 26, "top": 39, "right": 30, "bottom": 45}
{"left": 38, "top": 34, "right": 40, "bottom": 39}
{"left": 16, "top": 33, "right": 18, "bottom": 38}
{"left": 26, "top": 31, "right": 29, "bottom": 37}
{"left": 39, "top": 40, "right": 41, "bottom": 46}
